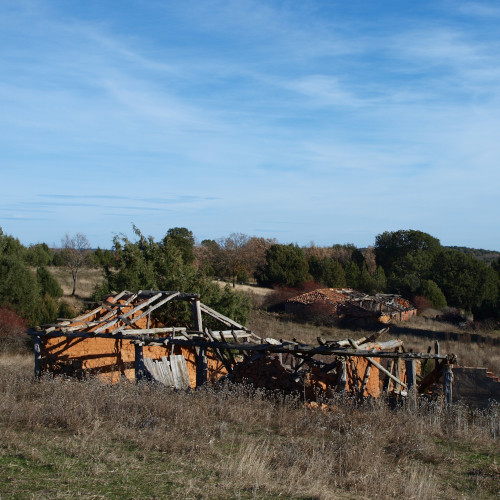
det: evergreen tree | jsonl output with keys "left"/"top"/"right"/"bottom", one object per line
{"left": 419, "top": 280, "right": 447, "bottom": 309}
{"left": 308, "top": 256, "right": 346, "bottom": 288}
{"left": 257, "top": 244, "right": 310, "bottom": 287}
{"left": 375, "top": 229, "right": 441, "bottom": 277}
{"left": 432, "top": 250, "right": 498, "bottom": 312}
{"left": 163, "top": 227, "right": 195, "bottom": 265}
{"left": 343, "top": 261, "right": 361, "bottom": 289}
{"left": 36, "top": 266, "right": 63, "bottom": 298}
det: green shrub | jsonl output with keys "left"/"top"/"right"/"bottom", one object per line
{"left": 419, "top": 280, "right": 447, "bottom": 309}
{"left": 36, "top": 267, "right": 63, "bottom": 298}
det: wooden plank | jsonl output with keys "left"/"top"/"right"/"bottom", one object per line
{"left": 199, "top": 303, "right": 248, "bottom": 330}
{"left": 435, "top": 340, "right": 440, "bottom": 372}
{"left": 119, "top": 292, "right": 163, "bottom": 320}
{"left": 170, "top": 355, "right": 191, "bottom": 390}
{"left": 367, "top": 355, "right": 407, "bottom": 390}
{"left": 349, "top": 338, "right": 407, "bottom": 391}
{"left": 33, "top": 329, "right": 454, "bottom": 363}
{"left": 161, "top": 357, "right": 175, "bottom": 387}
{"left": 123, "top": 291, "right": 141, "bottom": 305}
{"left": 110, "top": 327, "right": 187, "bottom": 336}
{"left": 125, "top": 292, "right": 181, "bottom": 326}
{"left": 98, "top": 292, "right": 162, "bottom": 334}
{"left": 143, "top": 357, "right": 159, "bottom": 381}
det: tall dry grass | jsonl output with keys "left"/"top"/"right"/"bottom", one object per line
{"left": 1, "top": 355, "right": 498, "bottom": 499}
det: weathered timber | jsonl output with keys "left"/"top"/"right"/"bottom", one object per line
{"left": 34, "top": 335, "right": 41, "bottom": 379}
{"left": 31, "top": 326, "right": 454, "bottom": 364}
{"left": 192, "top": 298, "right": 203, "bottom": 332}
{"left": 134, "top": 343, "right": 148, "bottom": 382}
{"left": 360, "top": 363, "right": 371, "bottom": 396}
{"left": 443, "top": 364, "right": 454, "bottom": 408}
{"left": 383, "top": 359, "right": 394, "bottom": 393}
{"left": 349, "top": 338, "right": 407, "bottom": 390}
{"left": 418, "top": 362, "right": 444, "bottom": 394}
{"left": 170, "top": 355, "right": 191, "bottom": 390}
{"left": 434, "top": 340, "right": 440, "bottom": 372}
{"left": 112, "top": 292, "right": 182, "bottom": 333}
{"left": 405, "top": 359, "right": 417, "bottom": 409}
{"left": 108, "top": 327, "right": 188, "bottom": 335}
{"left": 199, "top": 303, "right": 248, "bottom": 331}
{"left": 161, "top": 356, "right": 175, "bottom": 387}
{"left": 206, "top": 329, "right": 233, "bottom": 373}
{"left": 337, "top": 358, "right": 347, "bottom": 392}
{"left": 365, "top": 355, "right": 407, "bottom": 390}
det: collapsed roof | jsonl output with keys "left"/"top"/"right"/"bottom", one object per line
{"left": 285, "top": 288, "right": 417, "bottom": 322}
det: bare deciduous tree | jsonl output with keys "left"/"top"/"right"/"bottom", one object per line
{"left": 62, "top": 233, "right": 91, "bottom": 296}
{"left": 218, "top": 233, "right": 251, "bottom": 288}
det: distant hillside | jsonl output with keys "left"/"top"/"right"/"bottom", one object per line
{"left": 445, "top": 246, "right": 500, "bottom": 264}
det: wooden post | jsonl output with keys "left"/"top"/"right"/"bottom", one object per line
{"left": 360, "top": 364, "right": 371, "bottom": 397}
{"left": 337, "top": 358, "right": 347, "bottom": 392}
{"left": 192, "top": 297, "right": 207, "bottom": 388}
{"left": 383, "top": 359, "right": 394, "bottom": 393}
{"left": 192, "top": 298, "right": 203, "bottom": 332}
{"left": 405, "top": 359, "right": 417, "bottom": 410}
{"left": 34, "top": 335, "right": 41, "bottom": 379}
{"left": 134, "top": 343, "right": 147, "bottom": 382}
{"left": 434, "top": 340, "right": 440, "bottom": 371}
{"left": 393, "top": 350, "right": 402, "bottom": 394}
{"left": 195, "top": 346, "right": 208, "bottom": 388}
{"left": 443, "top": 363, "right": 454, "bottom": 409}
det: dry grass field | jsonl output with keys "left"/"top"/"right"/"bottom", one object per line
{"left": 1, "top": 353, "right": 499, "bottom": 499}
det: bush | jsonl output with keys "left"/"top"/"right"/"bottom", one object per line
{"left": 419, "top": 280, "right": 447, "bottom": 309}
{"left": 0, "top": 306, "right": 28, "bottom": 353}
{"left": 0, "top": 255, "right": 40, "bottom": 322}
{"left": 37, "top": 266, "right": 63, "bottom": 298}
{"left": 37, "top": 294, "right": 59, "bottom": 325}
{"left": 58, "top": 301, "right": 78, "bottom": 320}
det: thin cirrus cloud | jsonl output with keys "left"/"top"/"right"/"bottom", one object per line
{"left": 0, "top": 1, "right": 499, "bottom": 249}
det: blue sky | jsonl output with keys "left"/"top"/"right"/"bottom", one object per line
{"left": 1, "top": 0, "right": 499, "bottom": 250}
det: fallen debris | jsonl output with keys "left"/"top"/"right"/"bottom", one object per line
{"left": 285, "top": 288, "right": 417, "bottom": 324}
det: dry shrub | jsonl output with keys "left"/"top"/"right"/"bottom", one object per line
{"left": 0, "top": 307, "right": 28, "bottom": 354}
{"left": 413, "top": 295, "right": 432, "bottom": 312}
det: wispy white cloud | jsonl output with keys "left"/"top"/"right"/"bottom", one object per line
{"left": 1, "top": 0, "right": 499, "bottom": 249}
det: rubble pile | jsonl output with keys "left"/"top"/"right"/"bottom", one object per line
{"left": 229, "top": 355, "right": 302, "bottom": 392}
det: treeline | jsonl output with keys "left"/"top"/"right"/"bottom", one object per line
{"left": 1, "top": 227, "right": 500, "bottom": 332}
{"left": 0, "top": 228, "right": 76, "bottom": 349}
{"left": 194, "top": 229, "right": 499, "bottom": 320}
